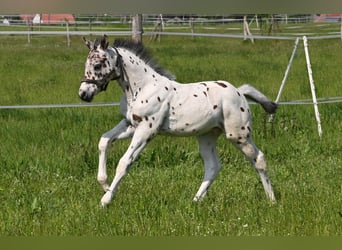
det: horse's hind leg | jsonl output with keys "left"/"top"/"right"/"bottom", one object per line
{"left": 193, "top": 133, "right": 221, "bottom": 202}
{"left": 230, "top": 135, "right": 275, "bottom": 202}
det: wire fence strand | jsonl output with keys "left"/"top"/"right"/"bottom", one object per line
{"left": 1, "top": 97, "right": 341, "bottom": 110}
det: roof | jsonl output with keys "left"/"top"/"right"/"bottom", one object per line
{"left": 21, "top": 14, "right": 75, "bottom": 24}
{"left": 314, "top": 14, "right": 341, "bottom": 23}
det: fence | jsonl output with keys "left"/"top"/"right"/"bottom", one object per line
{"left": 1, "top": 14, "right": 342, "bottom": 137}
{"left": 1, "top": 14, "right": 341, "bottom": 42}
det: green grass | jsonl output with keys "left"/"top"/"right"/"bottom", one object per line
{"left": 0, "top": 26, "right": 341, "bottom": 236}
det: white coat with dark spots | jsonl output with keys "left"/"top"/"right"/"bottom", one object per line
{"left": 79, "top": 35, "right": 277, "bottom": 207}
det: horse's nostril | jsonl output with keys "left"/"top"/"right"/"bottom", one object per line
{"left": 79, "top": 91, "right": 87, "bottom": 100}
{"left": 79, "top": 91, "right": 93, "bottom": 102}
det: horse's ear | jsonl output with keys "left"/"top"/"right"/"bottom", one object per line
{"left": 83, "top": 37, "right": 93, "bottom": 50}
{"left": 100, "top": 34, "right": 109, "bottom": 50}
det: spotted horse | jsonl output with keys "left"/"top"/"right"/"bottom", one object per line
{"left": 79, "top": 35, "right": 277, "bottom": 207}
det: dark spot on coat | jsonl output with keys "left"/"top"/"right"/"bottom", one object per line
{"left": 247, "top": 126, "right": 251, "bottom": 132}
{"left": 185, "top": 123, "right": 189, "bottom": 126}
{"left": 240, "top": 107, "right": 245, "bottom": 112}
{"left": 237, "top": 91, "right": 241, "bottom": 96}
{"left": 157, "top": 96, "right": 161, "bottom": 102}
{"left": 149, "top": 123, "right": 153, "bottom": 128}
{"left": 145, "top": 116, "right": 149, "bottom": 121}
{"left": 241, "top": 126, "right": 245, "bottom": 130}
{"left": 203, "top": 91, "right": 207, "bottom": 97}
{"left": 200, "top": 82, "right": 207, "bottom": 87}
{"left": 216, "top": 81, "right": 227, "bottom": 88}
{"left": 132, "top": 114, "right": 142, "bottom": 122}
{"left": 165, "top": 86, "right": 169, "bottom": 91}
{"left": 193, "top": 94, "right": 198, "bottom": 97}
{"left": 213, "top": 105, "right": 218, "bottom": 109}
{"left": 144, "top": 68, "right": 147, "bottom": 72}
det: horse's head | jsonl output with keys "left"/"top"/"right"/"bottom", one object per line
{"left": 79, "top": 35, "right": 121, "bottom": 102}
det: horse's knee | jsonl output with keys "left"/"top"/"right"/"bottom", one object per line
{"left": 98, "top": 136, "right": 110, "bottom": 152}
{"left": 254, "top": 151, "right": 267, "bottom": 171}
{"left": 97, "top": 174, "right": 108, "bottom": 185}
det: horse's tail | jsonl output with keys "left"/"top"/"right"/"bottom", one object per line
{"left": 238, "top": 84, "right": 278, "bottom": 114}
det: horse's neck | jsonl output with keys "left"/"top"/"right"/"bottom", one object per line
{"left": 116, "top": 48, "right": 162, "bottom": 102}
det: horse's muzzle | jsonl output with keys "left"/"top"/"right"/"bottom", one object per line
{"left": 79, "top": 82, "right": 96, "bottom": 102}
{"left": 79, "top": 90, "right": 94, "bottom": 102}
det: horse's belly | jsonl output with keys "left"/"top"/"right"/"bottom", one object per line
{"left": 160, "top": 106, "right": 221, "bottom": 136}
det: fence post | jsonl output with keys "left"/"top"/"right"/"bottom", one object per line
{"left": 132, "top": 14, "right": 143, "bottom": 43}
{"left": 303, "top": 36, "right": 323, "bottom": 137}
{"left": 275, "top": 38, "right": 300, "bottom": 103}
{"left": 149, "top": 14, "right": 164, "bottom": 42}
{"left": 27, "top": 21, "right": 32, "bottom": 44}
{"left": 66, "top": 20, "right": 70, "bottom": 47}
{"left": 243, "top": 15, "right": 254, "bottom": 43}
{"left": 269, "top": 37, "right": 300, "bottom": 122}
{"left": 190, "top": 17, "right": 195, "bottom": 39}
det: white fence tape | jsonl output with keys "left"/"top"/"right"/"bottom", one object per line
{"left": 0, "top": 30, "right": 341, "bottom": 41}
{"left": 1, "top": 97, "right": 341, "bottom": 110}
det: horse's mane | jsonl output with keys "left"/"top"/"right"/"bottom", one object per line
{"left": 113, "top": 39, "right": 176, "bottom": 81}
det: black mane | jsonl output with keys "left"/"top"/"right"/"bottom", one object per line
{"left": 113, "top": 39, "right": 176, "bottom": 81}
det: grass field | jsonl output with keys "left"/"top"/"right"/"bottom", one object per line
{"left": 0, "top": 25, "right": 341, "bottom": 235}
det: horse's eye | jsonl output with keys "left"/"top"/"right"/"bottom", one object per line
{"left": 94, "top": 64, "right": 102, "bottom": 71}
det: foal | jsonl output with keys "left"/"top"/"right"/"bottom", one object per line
{"left": 78, "top": 35, "right": 277, "bottom": 206}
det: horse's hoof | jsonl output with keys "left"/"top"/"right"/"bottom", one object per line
{"left": 100, "top": 191, "right": 113, "bottom": 207}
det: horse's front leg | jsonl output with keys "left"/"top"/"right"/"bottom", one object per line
{"left": 100, "top": 125, "right": 155, "bottom": 207}
{"left": 97, "top": 119, "right": 135, "bottom": 191}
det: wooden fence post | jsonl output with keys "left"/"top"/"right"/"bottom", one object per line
{"left": 132, "top": 14, "right": 143, "bottom": 43}
{"left": 243, "top": 15, "right": 254, "bottom": 43}
{"left": 66, "top": 20, "right": 70, "bottom": 47}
